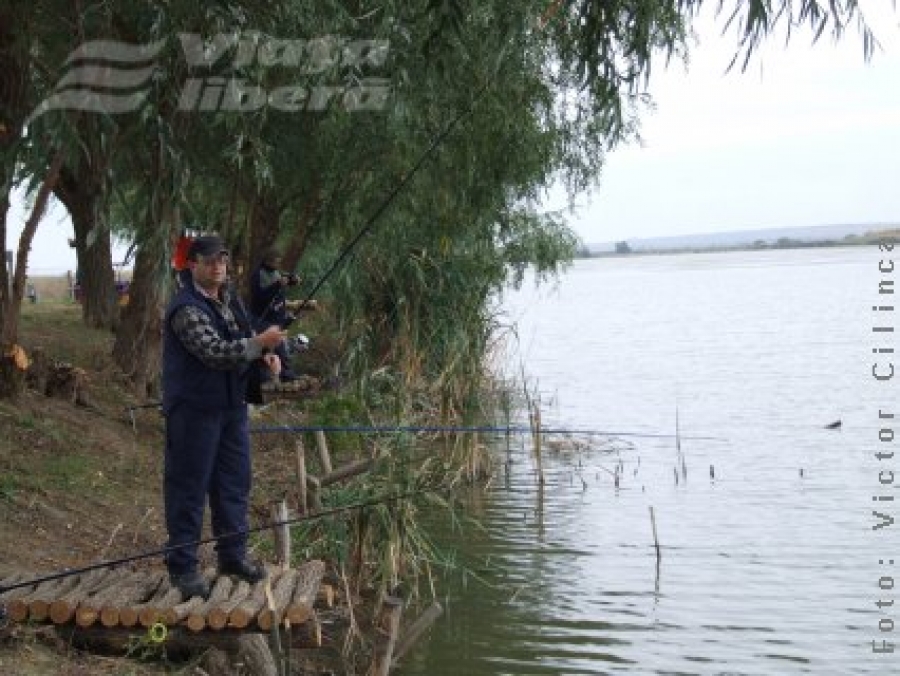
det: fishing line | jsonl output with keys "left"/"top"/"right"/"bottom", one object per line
{"left": 121, "top": 406, "right": 726, "bottom": 441}
{"left": 250, "top": 423, "right": 726, "bottom": 442}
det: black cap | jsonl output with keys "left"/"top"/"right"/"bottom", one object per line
{"left": 187, "top": 235, "right": 228, "bottom": 260}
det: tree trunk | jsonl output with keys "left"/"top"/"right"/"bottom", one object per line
{"left": 0, "top": 152, "right": 64, "bottom": 399}
{"left": 244, "top": 195, "right": 283, "bottom": 298}
{"left": 55, "top": 164, "right": 118, "bottom": 330}
{"left": 111, "top": 237, "right": 168, "bottom": 396}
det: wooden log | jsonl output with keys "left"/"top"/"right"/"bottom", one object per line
{"left": 185, "top": 575, "right": 233, "bottom": 633}
{"left": 319, "top": 458, "right": 375, "bottom": 488}
{"left": 76, "top": 571, "right": 154, "bottom": 628}
{"left": 134, "top": 578, "right": 181, "bottom": 627}
{"left": 236, "top": 633, "right": 278, "bottom": 676}
{"left": 207, "top": 579, "right": 251, "bottom": 630}
{"left": 8, "top": 575, "right": 77, "bottom": 622}
{"left": 284, "top": 560, "right": 325, "bottom": 625}
{"left": 229, "top": 572, "right": 281, "bottom": 629}
{"left": 49, "top": 568, "right": 117, "bottom": 625}
{"left": 257, "top": 568, "right": 299, "bottom": 631}
{"left": 30, "top": 575, "right": 84, "bottom": 622}
{"left": 392, "top": 602, "right": 444, "bottom": 665}
{"left": 99, "top": 572, "right": 164, "bottom": 627}
{"left": 371, "top": 595, "right": 403, "bottom": 676}
{"left": 314, "top": 431, "right": 333, "bottom": 474}
{"left": 315, "top": 583, "right": 335, "bottom": 609}
{"left": 170, "top": 595, "right": 206, "bottom": 625}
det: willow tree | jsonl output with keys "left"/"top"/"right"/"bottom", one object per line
{"left": 0, "top": 0, "right": 876, "bottom": 401}
{"left": 304, "top": 0, "right": 878, "bottom": 416}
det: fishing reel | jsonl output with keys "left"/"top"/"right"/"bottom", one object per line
{"left": 287, "top": 333, "right": 310, "bottom": 353}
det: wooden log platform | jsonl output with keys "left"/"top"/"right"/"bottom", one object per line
{"left": 0, "top": 560, "right": 325, "bottom": 645}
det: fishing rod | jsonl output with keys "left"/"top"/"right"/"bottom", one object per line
{"left": 250, "top": 423, "right": 726, "bottom": 442}
{"left": 300, "top": 79, "right": 495, "bottom": 304}
{"left": 297, "top": 0, "right": 570, "bottom": 299}
{"left": 0, "top": 486, "right": 431, "bottom": 596}
{"left": 249, "top": 60, "right": 499, "bottom": 329}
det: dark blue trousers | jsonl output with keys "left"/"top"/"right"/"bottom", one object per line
{"left": 164, "top": 402, "right": 250, "bottom": 575}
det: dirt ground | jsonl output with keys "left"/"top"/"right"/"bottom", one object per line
{"left": 0, "top": 301, "right": 341, "bottom": 674}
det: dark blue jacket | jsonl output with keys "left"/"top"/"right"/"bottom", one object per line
{"left": 250, "top": 263, "right": 287, "bottom": 326}
{"left": 162, "top": 282, "right": 253, "bottom": 414}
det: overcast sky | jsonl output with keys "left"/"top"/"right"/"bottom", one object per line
{"left": 551, "top": 0, "right": 900, "bottom": 244}
{"left": 9, "top": 1, "right": 900, "bottom": 273}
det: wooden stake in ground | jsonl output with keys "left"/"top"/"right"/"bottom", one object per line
{"left": 371, "top": 595, "right": 403, "bottom": 676}
{"left": 533, "top": 402, "right": 544, "bottom": 485}
{"left": 271, "top": 499, "right": 291, "bottom": 567}
{"left": 314, "top": 430, "right": 333, "bottom": 474}
{"left": 295, "top": 440, "right": 308, "bottom": 514}
{"left": 649, "top": 505, "right": 662, "bottom": 566}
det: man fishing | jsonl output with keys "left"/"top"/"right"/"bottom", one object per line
{"left": 162, "top": 234, "right": 285, "bottom": 598}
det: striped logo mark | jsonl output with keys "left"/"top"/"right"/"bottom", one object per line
{"left": 26, "top": 39, "right": 166, "bottom": 125}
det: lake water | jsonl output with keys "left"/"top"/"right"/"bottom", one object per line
{"left": 398, "top": 247, "right": 898, "bottom": 675}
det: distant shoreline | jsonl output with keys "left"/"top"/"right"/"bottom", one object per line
{"left": 579, "top": 229, "right": 900, "bottom": 259}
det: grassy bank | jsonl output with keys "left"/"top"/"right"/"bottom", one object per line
{"left": 0, "top": 300, "right": 497, "bottom": 674}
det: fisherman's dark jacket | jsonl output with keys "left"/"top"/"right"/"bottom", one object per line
{"left": 162, "top": 280, "right": 256, "bottom": 414}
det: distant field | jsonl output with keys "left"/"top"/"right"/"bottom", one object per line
{"left": 28, "top": 274, "right": 75, "bottom": 302}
